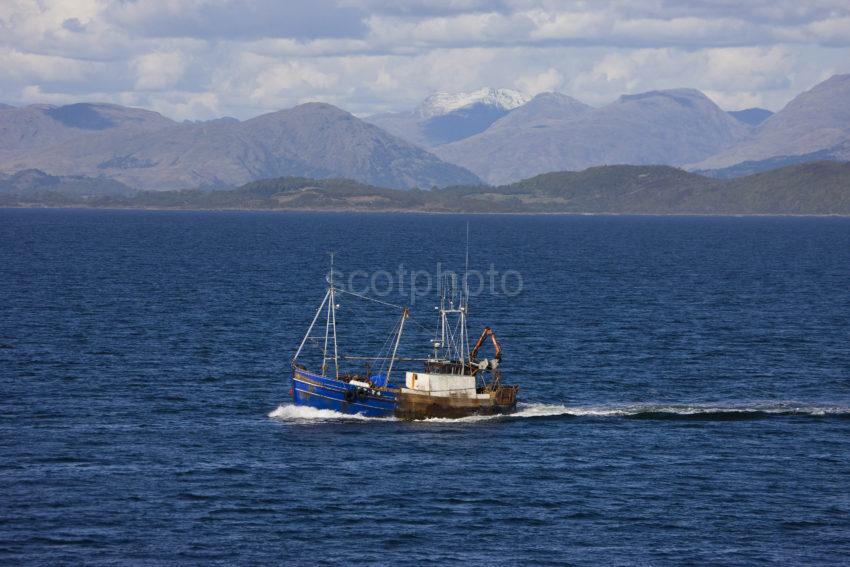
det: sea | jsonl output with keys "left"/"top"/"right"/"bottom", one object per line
{"left": 2, "top": 208, "right": 850, "bottom": 565}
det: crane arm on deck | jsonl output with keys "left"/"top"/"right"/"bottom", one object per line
{"left": 470, "top": 326, "right": 502, "bottom": 362}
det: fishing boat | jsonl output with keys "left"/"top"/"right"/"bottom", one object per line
{"left": 289, "top": 259, "right": 518, "bottom": 420}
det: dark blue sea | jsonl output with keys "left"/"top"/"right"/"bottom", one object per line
{"left": 2, "top": 209, "right": 850, "bottom": 565}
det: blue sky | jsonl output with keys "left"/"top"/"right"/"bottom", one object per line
{"left": 2, "top": 0, "right": 849, "bottom": 120}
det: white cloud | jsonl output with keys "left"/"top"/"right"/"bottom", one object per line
{"left": 133, "top": 51, "right": 187, "bottom": 91}
{"left": 366, "top": 11, "right": 535, "bottom": 48}
{"left": 103, "top": 0, "right": 368, "bottom": 40}
{"left": 527, "top": 10, "right": 612, "bottom": 41}
{"left": 804, "top": 17, "right": 850, "bottom": 46}
{"left": 0, "top": 48, "right": 95, "bottom": 83}
{"left": 143, "top": 91, "right": 221, "bottom": 121}
{"left": 249, "top": 60, "right": 340, "bottom": 104}
{"left": 703, "top": 47, "right": 794, "bottom": 91}
{"left": 1, "top": 1, "right": 849, "bottom": 118}
{"left": 516, "top": 67, "right": 564, "bottom": 95}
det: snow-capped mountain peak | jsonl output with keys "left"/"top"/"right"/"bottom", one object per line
{"left": 416, "top": 88, "right": 531, "bottom": 118}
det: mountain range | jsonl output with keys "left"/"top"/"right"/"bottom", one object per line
{"left": 367, "top": 87, "right": 531, "bottom": 147}
{"left": 1, "top": 75, "right": 849, "bottom": 192}
{"left": 691, "top": 74, "right": 850, "bottom": 170}
{"left": 0, "top": 102, "right": 479, "bottom": 191}
{"left": 432, "top": 89, "right": 750, "bottom": 184}
{"left": 370, "top": 76, "right": 849, "bottom": 185}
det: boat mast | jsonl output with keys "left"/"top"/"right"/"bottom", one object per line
{"left": 387, "top": 307, "right": 409, "bottom": 384}
{"left": 329, "top": 252, "right": 339, "bottom": 379}
{"left": 431, "top": 224, "right": 472, "bottom": 369}
{"left": 293, "top": 288, "right": 330, "bottom": 363}
{"left": 440, "top": 277, "right": 447, "bottom": 355}
{"left": 461, "top": 222, "right": 470, "bottom": 368}
{"left": 436, "top": 274, "right": 463, "bottom": 363}
{"left": 321, "top": 287, "right": 332, "bottom": 376}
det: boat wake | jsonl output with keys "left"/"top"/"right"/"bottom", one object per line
{"left": 269, "top": 402, "right": 850, "bottom": 424}
{"left": 508, "top": 402, "right": 850, "bottom": 421}
{"left": 267, "top": 404, "right": 390, "bottom": 422}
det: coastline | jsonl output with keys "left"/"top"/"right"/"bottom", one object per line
{"left": 3, "top": 204, "right": 850, "bottom": 218}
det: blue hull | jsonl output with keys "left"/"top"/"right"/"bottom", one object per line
{"left": 291, "top": 368, "right": 397, "bottom": 418}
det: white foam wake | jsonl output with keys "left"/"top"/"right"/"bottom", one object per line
{"left": 545, "top": 402, "right": 850, "bottom": 417}
{"left": 268, "top": 402, "right": 850, "bottom": 424}
{"left": 415, "top": 403, "right": 595, "bottom": 423}
{"left": 506, "top": 402, "right": 850, "bottom": 419}
{"left": 268, "top": 404, "right": 395, "bottom": 423}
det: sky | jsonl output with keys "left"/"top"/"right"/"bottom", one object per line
{"left": 2, "top": 0, "right": 850, "bottom": 120}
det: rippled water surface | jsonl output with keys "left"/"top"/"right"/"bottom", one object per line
{"left": 2, "top": 209, "right": 850, "bottom": 565}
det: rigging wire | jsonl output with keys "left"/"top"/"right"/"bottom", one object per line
{"left": 333, "top": 287, "right": 405, "bottom": 310}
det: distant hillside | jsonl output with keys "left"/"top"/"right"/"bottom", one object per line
{"left": 697, "top": 144, "right": 849, "bottom": 178}
{"left": 434, "top": 89, "right": 749, "bottom": 184}
{"left": 0, "top": 169, "right": 135, "bottom": 198}
{"left": 696, "top": 74, "right": 850, "bottom": 169}
{"left": 0, "top": 102, "right": 174, "bottom": 155}
{"left": 728, "top": 108, "right": 773, "bottom": 126}
{"left": 489, "top": 162, "right": 850, "bottom": 214}
{"left": 0, "top": 102, "right": 480, "bottom": 191}
{"left": 5, "top": 162, "right": 849, "bottom": 215}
